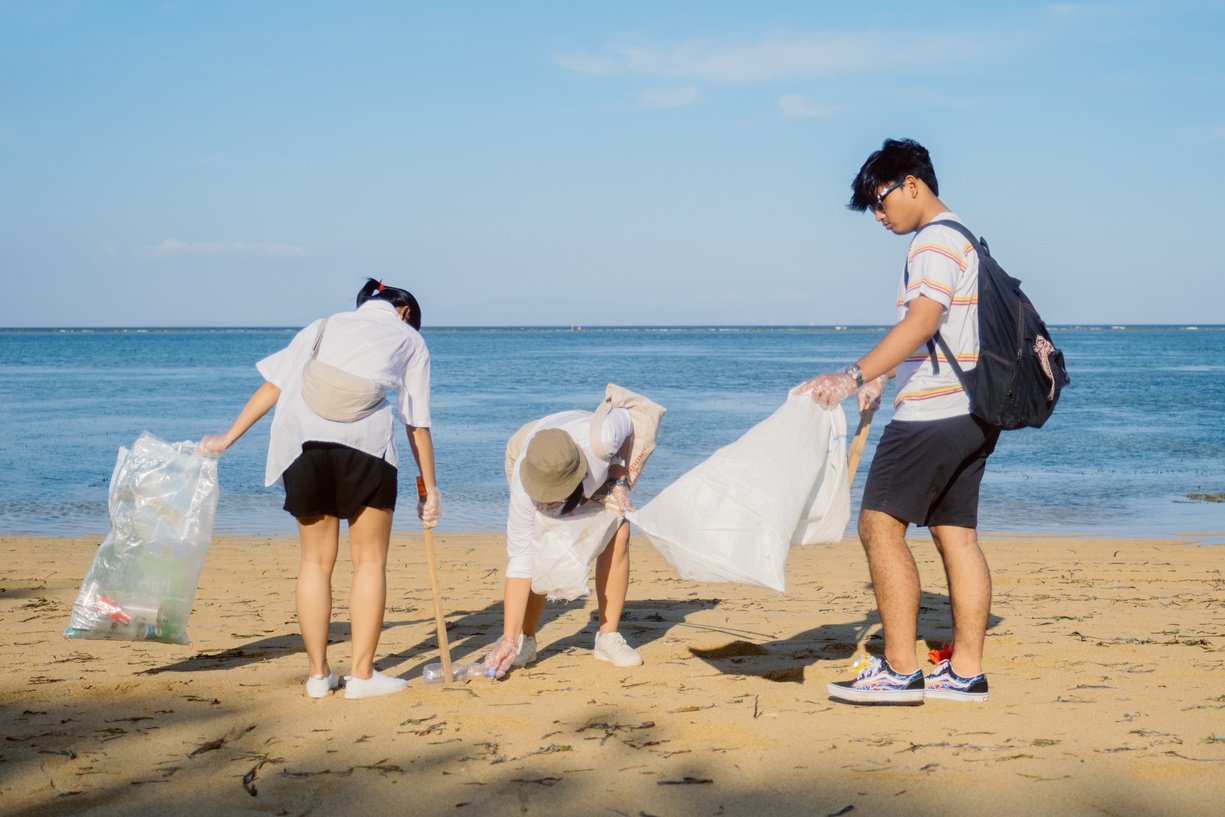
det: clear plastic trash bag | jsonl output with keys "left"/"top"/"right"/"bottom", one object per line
{"left": 64, "top": 432, "right": 219, "bottom": 644}
{"left": 627, "top": 393, "right": 850, "bottom": 594}
{"left": 530, "top": 504, "right": 622, "bottom": 601}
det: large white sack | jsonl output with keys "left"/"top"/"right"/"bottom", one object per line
{"left": 530, "top": 504, "right": 622, "bottom": 601}
{"left": 627, "top": 394, "right": 849, "bottom": 593}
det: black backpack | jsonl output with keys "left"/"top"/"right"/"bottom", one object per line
{"left": 914, "top": 219, "right": 1070, "bottom": 430}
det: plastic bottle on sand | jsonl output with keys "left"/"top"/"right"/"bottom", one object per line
{"left": 422, "top": 662, "right": 496, "bottom": 683}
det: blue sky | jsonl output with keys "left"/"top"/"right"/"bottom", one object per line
{"left": 2, "top": 1, "right": 1222, "bottom": 327}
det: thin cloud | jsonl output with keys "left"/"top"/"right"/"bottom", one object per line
{"left": 146, "top": 239, "right": 307, "bottom": 259}
{"left": 555, "top": 32, "right": 968, "bottom": 83}
{"left": 778, "top": 93, "right": 835, "bottom": 119}
{"left": 641, "top": 85, "right": 700, "bottom": 109}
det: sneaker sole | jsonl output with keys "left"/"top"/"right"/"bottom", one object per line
{"left": 344, "top": 683, "right": 408, "bottom": 700}
{"left": 593, "top": 651, "right": 643, "bottom": 668}
{"left": 826, "top": 682, "right": 925, "bottom": 705}
{"left": 924, "top": 689, "right": 989, "bottom": 702}
{"left": 305, "top": 674, "right": 339, "bottom": 698}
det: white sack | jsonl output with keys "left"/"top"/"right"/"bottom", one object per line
{"left": 626, "top": 394, "right": 849, "bottom": 594}
{"left": 530, "top": 504, "right": 622, "bottom": 601}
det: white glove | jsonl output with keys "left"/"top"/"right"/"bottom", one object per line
{"left": 196, "top": 435, "right": 229, "bottom": 457}
{"left": 604, "top": 482, "right": 633, "bottom": 514}
{"left": 483, "top": 635, "right": 519, "bottom": 679}
{"left": 857, "top": 374, "right": 888, "bottom": 412}
{"left": 418, "top": 488, "right": 441, "bottom": 529}
{"left": 796, "top": 371, "right": 858, "bottom": 407}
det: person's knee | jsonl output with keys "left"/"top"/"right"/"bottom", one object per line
{"left": 858, "top": 509, "right": 903, "bottom": 551}
{"left": 931, "top": 526, "right": 980, "bottom": 555}
{"left": 300, "top": 554, "right": 338, "bottom": 572}
{"left": 350, "top": 551, "right": 388, "bottom": 571}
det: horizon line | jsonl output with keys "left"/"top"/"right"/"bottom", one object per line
{"left": 1, "top": 323, "right": 1222, "bottom": 332}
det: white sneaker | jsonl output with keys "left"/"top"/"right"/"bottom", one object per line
{"left": 305, "top": 671, "right": 339, "bottom": 698}
{"left": 593, "top": 631, "right": 643, "bottom": 667}
{"left": 343, "top": 669, "right": 408, "bottom": 700}
{"left": 512, "top": 634, "right": 538, "bottom": 667}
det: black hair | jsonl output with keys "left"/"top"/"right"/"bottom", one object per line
{"left": 559, "top": 480, "right": 586, "bottom": 516}
{"left": 848, "top": 138, "right": 939, "bottom": 212}
{"left": 356, "top": 278, "right": 422, "bottom": 331}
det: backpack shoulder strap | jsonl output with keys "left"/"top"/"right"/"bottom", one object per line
{"left": 908, "top": 219, "right": 983, "bottom": 387}
{"left": 927, "top": 218, "right": 988, "bottom": 257}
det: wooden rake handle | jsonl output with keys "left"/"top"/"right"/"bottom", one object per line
{"left": 846, "top": 406, "right": 877, "bottom": 487}
{"left": 417, "top": 476, "right": 453, "bottom": 683}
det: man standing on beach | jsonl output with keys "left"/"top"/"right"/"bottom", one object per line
{"left": 800, "top": 138, "right": 998, "bottom": 704}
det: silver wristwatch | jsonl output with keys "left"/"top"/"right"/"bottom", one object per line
{"left": 844, "top": 363, "right": 864, "bottom": 388}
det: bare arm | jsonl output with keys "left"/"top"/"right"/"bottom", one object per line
{"left": 202, "top": 381, "right": 280, "bottom": 453}
{"left": 406, "top": 425, "right": 437, "bottom": 489}
{"left": 408, "top": 425, "right": 441, "bottom": 528}
{"left": 856, "top": 295, "right": 945, "bottom": 381}
{"left": 608, "top": 431, "right": 634, "bottom": 483}
{"left": 799, "top": 295, "right": 945, "bottom": 406}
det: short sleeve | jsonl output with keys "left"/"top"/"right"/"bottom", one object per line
{"left": 905, "top": 227, "right": 971, "bottom": 312}
{"left": 599, "top": 408, "right": 633, "bottom": 458}
{"left": 396, "top": 343, "right": 432, "bottom": 428}
{"left": 256, "top": 320, "right": 320, "bottom": 387}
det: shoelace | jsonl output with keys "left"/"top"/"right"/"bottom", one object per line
{"left": 848, "top": 654, "right": 879, "bottom": 679}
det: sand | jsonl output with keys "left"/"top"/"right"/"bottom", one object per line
{"left": 1, "top": 531, "right": 1223, "bottom": 817}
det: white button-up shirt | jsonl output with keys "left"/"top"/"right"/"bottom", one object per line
{"left": 505, "top": 408, "right": 632, "bottom": 578}
{"left": 256, "top": 299, "right": 432, "bottom": 486}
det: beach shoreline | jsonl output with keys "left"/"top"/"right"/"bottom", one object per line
{"left": 2, "top": 532, "right": 1222, "bottom": 816}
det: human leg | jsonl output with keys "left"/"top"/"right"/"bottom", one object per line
{"left": 858, "top": 508, "right": 922, "bottom": 674}
{"left": 345, "top": 504, "right": 393, "bottom": 680}
{"left": 296, "top": 514, "right": 340, "bottom": 678}
{"left": 523, "top": 590, "right": 547, "bottom": 637}
{"left": 930, "top": 525, "right": 991, "bottom": 678}
{"left": 826, "top": 507, "right": 924, "bottom": 703}
{"left": 593, "top": 521, "right": 641, "bottom": 667}
{"left": 594, "top": 520, "right": 630, "bottom": 634}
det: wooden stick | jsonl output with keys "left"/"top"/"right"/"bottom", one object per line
{"left": 847, "top": 406, "right": 877, "bottom": 486}
{"left": 417, "top": 476, "right": 453, "bottom": 683}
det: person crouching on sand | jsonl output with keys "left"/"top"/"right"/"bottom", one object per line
{"left": 201, "top": 278, "right": 439, "bottom": 700}
{"left": 484, "top": 393, "right": 662, "bottom": 678}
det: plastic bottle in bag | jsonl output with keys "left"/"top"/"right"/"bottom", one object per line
{"left": 64, "top": 432, "right": 219, "bottom": 645}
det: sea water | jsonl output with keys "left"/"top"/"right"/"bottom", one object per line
{"left": 1, "top": 325, "right": 1222, "bottom": 540}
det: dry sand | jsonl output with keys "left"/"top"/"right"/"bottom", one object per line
{"left": 2, "top": 531, "right": 1223, "bottom": 817}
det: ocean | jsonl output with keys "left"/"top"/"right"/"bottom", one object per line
{"left": 2, "top": 325, "right": 1223, "bottom": 542}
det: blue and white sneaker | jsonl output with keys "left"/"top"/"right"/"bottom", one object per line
{"left": 924, "top": 659, "right": 989, "bottom": 702}
{"left": 826, "top": 655, "right": 924, "bottom": 705}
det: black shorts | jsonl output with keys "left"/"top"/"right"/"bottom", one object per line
{"left": 861, "top": 414, "right": 1000, "bottom": 529}
{"left": 281, "top": 442, "right": 398, "bottom": 520}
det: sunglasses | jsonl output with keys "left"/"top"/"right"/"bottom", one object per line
{"left": 871, "top": 179, "right": 906, "bottom": 213}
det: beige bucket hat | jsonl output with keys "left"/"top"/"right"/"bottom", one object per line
{"left": 520, "top": 429, "right": 585, "bottom": 503}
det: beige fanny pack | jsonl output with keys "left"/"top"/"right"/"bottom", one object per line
{"left": 300, "top": 318, "right": 386, "bottom": 423}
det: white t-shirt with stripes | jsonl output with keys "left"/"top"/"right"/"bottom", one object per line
{"left": 892, "top": 212, "right": 980, "bottom": 422}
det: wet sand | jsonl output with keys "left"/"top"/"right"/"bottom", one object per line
{"left": 1, "top": 531, "right": 1222, "bottom": 817}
